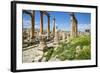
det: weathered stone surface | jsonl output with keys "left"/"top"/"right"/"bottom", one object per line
{"left": 22, "top": 48, "right": 37, "bottom": 63}
{"left": 23, "top": 46, "right": 45, "bottom": 62}
{"left": 38, "top": 35, "right": 47, "bottom": 51}
{"left": 62, "top": 32, "right": 66, "bottom": 42}
{"left": 34, "top": 50, "right": 44, "bottom": 62}
{"left": 53, "top": 18, "right": 55, "bottom": 37}
{"left": 70, "top": 13, "right": 78, "bottom": 38}
{"left": 54, "top": 27, "right": 59, "bottom": 44}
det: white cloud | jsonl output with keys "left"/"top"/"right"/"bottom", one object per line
{"left": 23, "top": 20, "right": 41, "bottom": 29}
{"left": 35, "top": 24, "right": 40, "bottom": 29}
{"left": 23, "top": 19, "right": 31, "bottom": 28}
{"left": 78, "top": 24, "right": 90, "bottom": 31}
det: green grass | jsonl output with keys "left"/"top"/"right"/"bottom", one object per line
{"left": 44, "top": 35, "right": 91, "bottom": 61}
{"left": 44, "top": 47, "right": 54, "bottom": 61}
{"left": 70, "top": 35, "right": 91, "bottom": 47}
{"left": 76, "top": 45, "right": 91, "bottom": 59}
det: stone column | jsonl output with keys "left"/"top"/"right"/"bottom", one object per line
{"left": 75, "top": 23, "right": 78, "bottom": 37}
{"left": 70, "top": 13, "right": 78, "bottom": 38}
{"left": 35, "top": 11, "right": 47, "bottom": 62}
{"left": 47, "top": 15, "right": 50, "bottom": 37}
{"left": 54, "top": 26, "right": 59, "bottom": 44}
{"left": 39, "top": 11, "right": 47, "bottom": 51}
{"left": 53, "top": 18, "right": 55, "bottom": 37}
{"left": 40, "top": 11, "right": 43, "bottom": 35}
{"left": 31, "top": 10, "right": 35, "bottom": 39}
{"left": 62, "top": 32, "right": 66, "bottom": 42}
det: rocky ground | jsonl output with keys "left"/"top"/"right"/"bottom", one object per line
{"left": 22, "top": 42, "right": 55, "bottom": 63}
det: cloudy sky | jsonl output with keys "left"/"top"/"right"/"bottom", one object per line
{"left": 22, "top": 10, "right": 91, "bottom": 32}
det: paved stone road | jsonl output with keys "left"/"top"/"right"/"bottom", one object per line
{"left": 22, "top": 46, "right": 38, "bottom": 63}
{"left": 22, "top": 42, "right": 54, "bottom": 63}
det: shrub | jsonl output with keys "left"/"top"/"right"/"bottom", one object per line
{"left": 76, "top": 45, "right": 91, "bottom": 59}
{"left": 44, "top": 47, "right": 54, "bottom": 61}
{"left": 44, "top": 35, "right": 91, "bottom": 61}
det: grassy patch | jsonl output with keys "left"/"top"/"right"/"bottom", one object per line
{"left": 44, "top": 35, "right": 91, "bottom": 61}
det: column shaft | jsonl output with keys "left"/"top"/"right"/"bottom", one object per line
{"left": 31, "top": 10, "right": 35, "bottom": 39}
{"left": 53, "top": 18, "right": 55, "bottom": 37}
{"left": 47, "top": 16, "right": 50, "bottom": 36}
{"left": 40, "top": 11, "right": 43, "bottom": 34}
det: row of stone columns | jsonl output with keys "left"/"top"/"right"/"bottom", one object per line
{"left": 24, "top": 10, "right": 51, "bottom": 39}
{"left": 24, "top": 11, "right": 78, "bottom": 41}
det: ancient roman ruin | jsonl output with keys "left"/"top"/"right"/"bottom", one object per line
{"left": 22, "top": 11, "right": 90, "bottom": 62}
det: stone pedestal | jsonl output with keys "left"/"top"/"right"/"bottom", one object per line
{"left": 62, "top": 32, "right": 66, "bottom": 42}
{"left": 38, "top": 35, "right": 47, "bottom": 51}
{"left": 54, "top": 29, "right": 59, "bottom": 44}
{"left": 47, "top": 34, "right": 50, "bottom": 40}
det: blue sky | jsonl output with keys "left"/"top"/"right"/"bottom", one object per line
{"left": 23, "top": 10, "right": 91, "bottom": 32}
